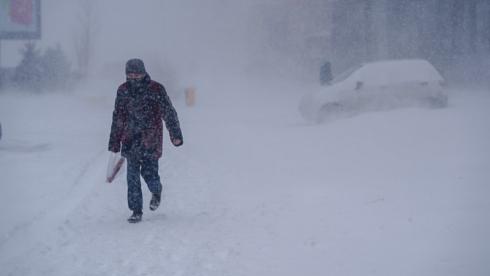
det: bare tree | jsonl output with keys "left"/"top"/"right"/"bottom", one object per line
{"left": 74, "top": 0, "right": 97, "bottom": 79}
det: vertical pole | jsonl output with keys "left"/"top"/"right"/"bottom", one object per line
{"left": 0, "top": 39, "right": 3, "bottom": 89}
{"left": 0, "top": 39, "right": 2, "bottom": 68}
{"left": 0, "top": 38, "right": 5, "bottom": 90}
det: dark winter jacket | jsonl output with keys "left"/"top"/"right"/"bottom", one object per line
{"left": 108, "top": 74, "right": 182, "bottom": 160}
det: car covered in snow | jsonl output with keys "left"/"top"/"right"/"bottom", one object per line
{"left": 299, "top": 59, "right": 448, "bottom": 122}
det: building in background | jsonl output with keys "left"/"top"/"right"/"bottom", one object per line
{"left": 252, "top": 0, "right": 490, "bottom": 86}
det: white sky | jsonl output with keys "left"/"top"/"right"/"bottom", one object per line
{"left": 1, "top": 0, "right": 263, "bottom": 77}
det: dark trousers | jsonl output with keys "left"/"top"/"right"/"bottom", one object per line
{"left": 127, "top": 157, "right": 162, "bottom": 212}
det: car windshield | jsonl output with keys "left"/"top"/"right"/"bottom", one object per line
{"left": 330, "top": 64, "right": 362, "bottom": 85}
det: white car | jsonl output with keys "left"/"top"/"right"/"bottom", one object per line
{"left": 299, "top": 59, "right": 448, "bottom": 122}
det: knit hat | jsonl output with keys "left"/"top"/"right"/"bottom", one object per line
{"left": 125, "top": 58, "right": 146, "bottom": 75}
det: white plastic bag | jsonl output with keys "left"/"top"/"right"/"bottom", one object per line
{"left": 106, "top": 152, "right": 125, "bottom": 183}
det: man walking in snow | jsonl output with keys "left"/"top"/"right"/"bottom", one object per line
{"left": 108, "top": 58, "right": 183, "bottom": 223}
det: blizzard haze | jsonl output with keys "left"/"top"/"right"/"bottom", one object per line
{"left": 3, "top": 0, "right": 273, "bottom": 82}
{"left": 0, "top": 1, "right": 489, "bottom": 276}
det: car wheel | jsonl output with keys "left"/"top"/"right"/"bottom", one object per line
{"left": 316, "top": 103, "right": 342, "bottom": 123}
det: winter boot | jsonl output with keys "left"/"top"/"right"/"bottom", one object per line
{"left": 127, "top": 210, "right": 143, "bottom": 223}
{"left": 149, "top": 193, "right": 161, "bottom": 211}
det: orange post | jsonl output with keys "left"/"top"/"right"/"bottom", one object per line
{"left": 185, "top": 86, "right": 196, "bottom": 106}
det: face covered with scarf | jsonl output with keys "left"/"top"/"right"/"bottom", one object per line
{"left": 125, "top": 58, "right": 148, "bottom": 88}
{"left": 127, "top": 73, "right": 146, "bottom": 88}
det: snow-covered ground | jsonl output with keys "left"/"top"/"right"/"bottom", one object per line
{"left": 0, "top": 78, "right": 489, "bottom": 276}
